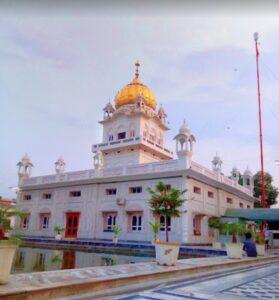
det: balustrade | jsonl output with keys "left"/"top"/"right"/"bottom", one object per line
{"left": 20, "top": 158, "right": 252, "bottom": 196}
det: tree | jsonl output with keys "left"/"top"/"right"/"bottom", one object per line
{"left": 253, "top": 171, "right": 278, "bottom": 207}
{"left": 0, "top": 207, "right": 25, "bottom": 241}
{"left": 147, "top": 182, "right": 186, "bottom": 242}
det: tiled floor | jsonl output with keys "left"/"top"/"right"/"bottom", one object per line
{"left": 118, "top": 262, "right": 279, "bottom": 299}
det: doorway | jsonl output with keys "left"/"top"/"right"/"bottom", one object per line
{"left": 65, "top": 212, "right": 80, "bottom": 238}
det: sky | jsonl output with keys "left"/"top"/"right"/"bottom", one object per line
{"left": 0, "top": 1, "right": 279, "bottom": 201}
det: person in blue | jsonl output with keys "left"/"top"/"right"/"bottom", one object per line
{"left": 243, "top": 232, "right": 257, "bottom": 257}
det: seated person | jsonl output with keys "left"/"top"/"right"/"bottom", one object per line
{"left": 243, "top": 232, "right": 257, "bottom": 257}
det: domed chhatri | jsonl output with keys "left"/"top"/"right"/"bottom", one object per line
{"left": 114, "top": 61, "right": 157, "bottom": 110}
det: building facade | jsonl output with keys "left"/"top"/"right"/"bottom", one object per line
{"left": 16, "top": 62, "right": 255, "bottom": 243}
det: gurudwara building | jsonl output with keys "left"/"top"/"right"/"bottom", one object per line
{"left": 16, "top": 62, "right": 256, "bottom": 243}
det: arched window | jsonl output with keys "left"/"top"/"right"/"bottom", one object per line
{"left": 159, "top": 215, "right": 171, "bottom": 232}
{"left": 117, "top": 125, "right": 126, "bottom": 140}
{"left": 193, "top": 215, "right": 202, "bottom": 236}
{"left": 108, "top": 128, "right": 114, "bottom": 142}
{"left": 22, "top": 214, "right": 30, "bottom": 229}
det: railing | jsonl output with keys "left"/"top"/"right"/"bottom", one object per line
{"left": 42, "top": 175, "right": 56, "bottom": 184}
{"left": 20, "top": 159, "right": 252, "bottom": 196}
{"left": 191, "top": 162, "right": 217, "bottom": 180}
{"left": 126, "top": 164, "right": 149, "bottom": 175}
{"left": 92, "top": 136, "right": 173, "bottom": 157}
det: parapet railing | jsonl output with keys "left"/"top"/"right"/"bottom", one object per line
{"left": 21, "top": 159, "right": 252, "bottom": 196}
{"left": 92, "top": 136, "right": 173, "bottom": 156}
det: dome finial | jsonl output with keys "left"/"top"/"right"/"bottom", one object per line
{"left": 135, "top": 60, "right": 140, "bottom": 79}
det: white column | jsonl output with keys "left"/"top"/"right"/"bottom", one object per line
{"left": 179, "top": 175, "right": 190, "bottom": 242}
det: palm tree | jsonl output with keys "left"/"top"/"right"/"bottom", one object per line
{"left": 147, "top": 182, "right": 186, "bottom": 242}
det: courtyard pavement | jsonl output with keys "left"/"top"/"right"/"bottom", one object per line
{"left": 117, "top": 262, "right": 279, "bottom": 300}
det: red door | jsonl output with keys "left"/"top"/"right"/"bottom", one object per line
{"left": 62, "top": 251, "right": 76, "bottom": 269}
{"left": 65, "top": 212, "right": 80, "bottom": 238}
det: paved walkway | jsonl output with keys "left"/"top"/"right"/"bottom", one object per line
{"left": 117, "top": 262, "right": 279, "bottom": 299}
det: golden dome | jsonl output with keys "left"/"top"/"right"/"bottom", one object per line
{"left": 115, "top": 61, "right": 157, "bottom": 110}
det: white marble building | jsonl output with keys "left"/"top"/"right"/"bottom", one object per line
{"left": 16, "top": 62, "right": 255, "bottom": 243}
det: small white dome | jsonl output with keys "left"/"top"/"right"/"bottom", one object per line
{"left": 244, "top": 166, "right": 252, "bottom": 176}
{"left": 179, "top": 120, "right": 189, "bottom": 134}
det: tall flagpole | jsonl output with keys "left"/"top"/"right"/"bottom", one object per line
{"left": 254, "top": 32, "right": 266, "bottom": 208}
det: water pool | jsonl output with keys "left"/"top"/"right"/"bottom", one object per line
{"left": 12, "top": 246, "right": 155, "bottom": 274}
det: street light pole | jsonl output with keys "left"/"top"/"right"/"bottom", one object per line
{"left": 254, "top": 32, "right": 267, "bottom": 208}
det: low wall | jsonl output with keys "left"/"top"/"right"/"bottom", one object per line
{"left": 22, "top": 237, "right": 226, "bottom": 257}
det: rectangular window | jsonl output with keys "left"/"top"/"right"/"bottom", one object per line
{"left": 239, "top": 202, "right": 244, "bottom": 208}
{"left": 129, "top": 186, "right": 142, "bottom": 194}
{"left": 22, "top": 215, "right": 30, "bottom": 229}
{"left": 42, "top": 193, "right": 52, "bottom": 199}
{"left": 103, "top": 212, "right": 117, "bottom": 232}
{"left": 109, "top": 134, "right": 114, "bottom": 141}
{"left": 193, "top": 186, "right": 201, "bottom": 194}
{"left": 159, "top": 215, "right": 171, "bottom": 232}
{"left": 69, "top": 191, "right": 81, "bottom": 197}
{"left": 247, "top": 205, "right": 251, "bottom": 209}
{"left": 117, "top": 132, "right": 126, "bottom": 140}
{"left": 105, "top": 188, "right": 117, "bottom": 195}
{"left": 227, "top": 197, "right": 233, "bottom": 204}
{"left": 208, "top": 191, "right": 214, "bottom": 198}
{"left": 165, "top": 184, "right": 171, "bottom": 190}
{"left": 23, "top": 194, "right": 32, "bottom": 200}
{"left": 131, "top": 214, "right": 142, "bottom": 231}
{"left": 40, "top": 213, "right": 50, "bottom": 230}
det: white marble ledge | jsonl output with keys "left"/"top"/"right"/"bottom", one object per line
{"left": 0, "top": 255, "right": 278, "bottom": 297}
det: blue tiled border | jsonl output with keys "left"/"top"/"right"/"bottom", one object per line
{"left": 23, "top": 236, "right": 226, "bottom": 257}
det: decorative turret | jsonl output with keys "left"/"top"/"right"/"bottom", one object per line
{"left": 55, "top": 156, "right": 66, "bottom": 174}
{"left": 231, "top": 166, "right": 240, "bottom": 183}
{"left": 103, "top": 101, "right": 115, "bottom": 119}
{"left": 212, "top": 153, "right": 222, "bottom": 173}
{"left": 158, "top": 105, "right": 167, "bottom": 124}
{"left": 135, "top": 93, "right": 145, "bottom": 109}
{"left": 94, "top": 150, "right": 104, "bottom": 171}
{"left": 243, "top": 166, "right": 254, "bottom": 190}
{"left": 17, "top": 154, "right": 33, "bottom": 181}
{"left": 173, "top": 120, "right": 196, "bottom": 168}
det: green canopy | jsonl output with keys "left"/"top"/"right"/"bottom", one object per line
{"left": 224, "top": 208, "right": 279, "bottom": 222}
